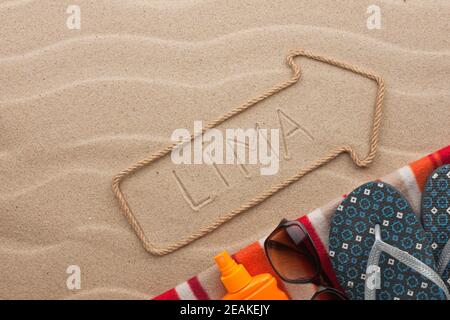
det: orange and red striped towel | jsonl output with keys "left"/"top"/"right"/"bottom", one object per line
{"left": 154, "top": 145, "right": 450, "bottom": 300}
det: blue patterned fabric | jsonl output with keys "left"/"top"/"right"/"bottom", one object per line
{"left": 329, "top": 181, "right": 446, "bottom": 300}
{"left": 422, "top": 164, "right": 450, "bottom": 290}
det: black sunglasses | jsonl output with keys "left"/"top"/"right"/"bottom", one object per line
{"left": 264, "top": 219, "right": 347, "bottom": 300}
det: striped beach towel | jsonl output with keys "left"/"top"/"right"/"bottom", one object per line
{"left": 154, "top": 145, "right": 450, "bottom": 300}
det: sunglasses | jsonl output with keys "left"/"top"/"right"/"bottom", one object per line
{"left": 264, "top": 219, "right": 348, "bottom": 300}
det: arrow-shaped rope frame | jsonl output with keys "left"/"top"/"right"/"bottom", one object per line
{"left": 112, "top": 49, "right": 386, "bottom": 256}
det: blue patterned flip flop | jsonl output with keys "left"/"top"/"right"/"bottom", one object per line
{"left": 421, "top": 164, "right": 450, "bottom": 290}
{"left": 329, "top": 181, "right": 449, "bottom": 300}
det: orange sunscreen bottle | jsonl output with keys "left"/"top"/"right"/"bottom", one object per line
{"left": 214, "top": 251, "right": 289, "bottom": 300}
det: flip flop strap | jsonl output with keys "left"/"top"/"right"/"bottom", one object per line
{"left": 438, "top": 240, "right": 450, "bottom": 276}
{"left": 364, "top": 225, "right": 450, "bottom": 300}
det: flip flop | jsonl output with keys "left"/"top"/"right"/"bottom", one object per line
{"left": 421, "top": 164, "right": 450, "bottom": 289}
{"left": 328, "top": 181, "right": 449, "bottom": 300}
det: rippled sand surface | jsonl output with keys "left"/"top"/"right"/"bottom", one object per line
{"left": 1, "top": 0, "right": 449, "bottom": 299}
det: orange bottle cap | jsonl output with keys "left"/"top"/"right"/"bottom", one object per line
{"left": 214, "top": 251, "right": 252, "bottom": 294}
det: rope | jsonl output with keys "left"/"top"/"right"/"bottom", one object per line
{"left": 112, "top": 49, "right": 386, "bottom": 256}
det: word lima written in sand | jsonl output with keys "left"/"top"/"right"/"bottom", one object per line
{"left": 169, "top": 108, "right": 314, "bottom": 211}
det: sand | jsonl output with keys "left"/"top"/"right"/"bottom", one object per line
{"left": 1, "top": 0, "right": 449, "bottom": 299}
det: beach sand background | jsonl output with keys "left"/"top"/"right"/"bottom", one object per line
{"left": 1, "top": 0, "right": 449, "bottom": 299}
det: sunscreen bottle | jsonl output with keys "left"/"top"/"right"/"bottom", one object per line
{"left": 214, "top": 251, "right": 288, "bottom": 300}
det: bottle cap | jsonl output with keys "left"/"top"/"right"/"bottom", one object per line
{"left": 214, "top": 251, "right": 253, "bottom": 293}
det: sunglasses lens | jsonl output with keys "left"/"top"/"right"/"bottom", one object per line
{"left": 313, "top": 289, "right": 346, "bottom": 300}
{"left": 266, "top": 224, "right": 319, "bottom": 282}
